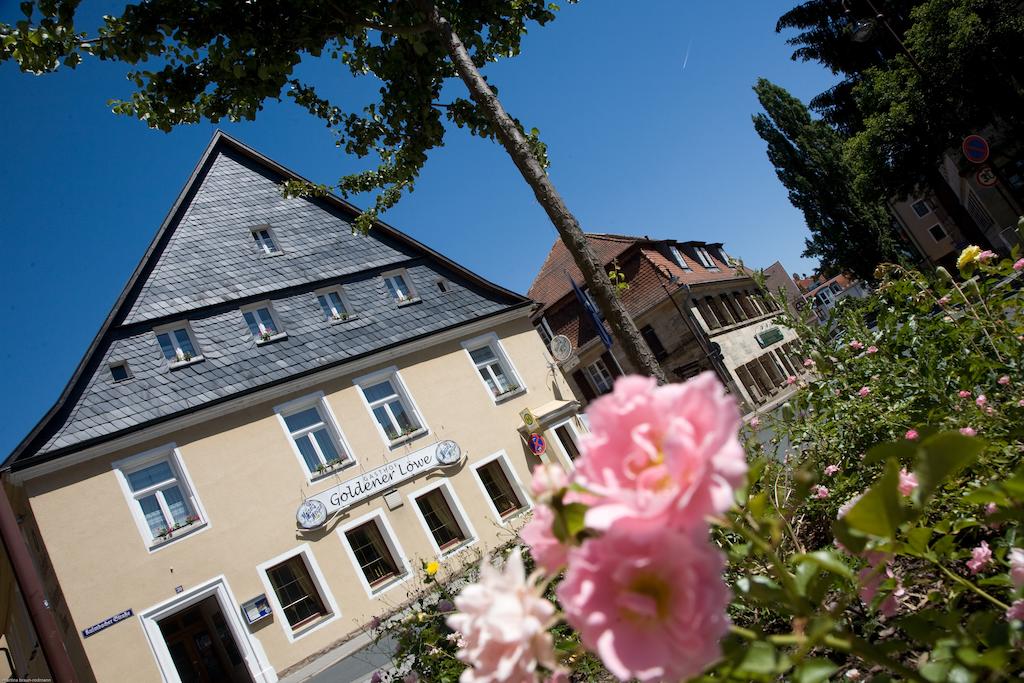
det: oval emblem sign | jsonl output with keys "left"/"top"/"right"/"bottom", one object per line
{"left": 435, "top": 439, "right": 462, "bottom": 465}
{"left": 296, "top": 499, "right": 328, "bottom": 530}
{"left": 528, "top": 433, "right": 547, "bottom": 456}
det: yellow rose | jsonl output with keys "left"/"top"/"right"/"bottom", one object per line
{"left": 957, "top": 245, "right": 981, "bottom": 271}
{"left": 425, "top": 561, "right": 439, "bottom": 576}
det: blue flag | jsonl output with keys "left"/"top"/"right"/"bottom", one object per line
{"left": 571, "top": 277, "right": 613, "bottom": 350}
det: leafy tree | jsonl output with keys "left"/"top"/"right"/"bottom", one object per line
{"left": 0, "top": 0, "right": 667, "bottom": 381}
{"left": 752, "top": 78, "right": 904, "bottom": 280}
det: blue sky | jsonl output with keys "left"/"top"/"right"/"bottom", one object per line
{"left": 0, "top": 1, "right": 836, "bottom": 457}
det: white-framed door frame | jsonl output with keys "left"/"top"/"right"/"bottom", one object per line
{"left": 138, "top": 575, "right": 277, "bottom": 683}
{"left": 546, "top": 418, "right": 585, "bottom": 471}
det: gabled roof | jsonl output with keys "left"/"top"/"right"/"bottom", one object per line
{"left": 5, "top": 131, "right": 529, "bottom": 472}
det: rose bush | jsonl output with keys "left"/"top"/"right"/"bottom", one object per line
{"left": 372, "top": 226, "right": 1024, "bottom": 682}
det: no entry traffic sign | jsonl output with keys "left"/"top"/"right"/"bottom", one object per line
{"left": 962, "top": 135, "right": 990, "bottom": 164}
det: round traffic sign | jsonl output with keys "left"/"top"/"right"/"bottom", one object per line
{"left": 976, "top": 166, "right": 998, "bottom": 187}
{"left": 962, "top": 135, "right": 990, "bottom": 164}
{"left": 528, "top": 433, "right": 547, "bottom": 456}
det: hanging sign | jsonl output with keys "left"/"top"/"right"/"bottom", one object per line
{"left": 976, "top": 166, "right": 998, "bottom": 187}
{"left": 83, "top": 609, "right": 133, "bottom": 638}
{"left": 519, "top": 407, "right": 538, "bottom": 430}
{"left": 296, "top": 440, "right": 462, "bottom": 529}
{"left": 528, "top": 433, "right": 547, "bottom": 456}
{"left": 962, "top": 135, "right": 990, "bottom": 164}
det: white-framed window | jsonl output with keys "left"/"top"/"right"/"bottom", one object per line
{"left": 316, "top": 286, "right": 353, "bottom": 322}
{"left": 409, "top": 480, "right": 476, "bottom": 557}
{"left": 112, "top": 444, "right": 208, "bottom": 551}
{"left": 911, "top": 199, "right": 931, "bottom": 218}
{"left": 338, "top": 510, "right": 410, "bottom": 598}
{"left": 154, "top": 322, "right": 203, "bottom": 366}
{"left": 584, "top": 358, "right": 615, "bottom": 395}
{"left": 472, "top": 451, "right": 530, "bottom": 524}
{"left": 241, "top": 302, "right": 286, "bottom": 343}
{"left": 354, "top": 368, "right": 426, "bottom": 445}
{"left": 109, "top": 361, "right": 131, "bottom": 382}
{"left": 251, "top": 225, "right": 281, "bottom": 255}
{"left": 535, "top": 316, "right": 554, "bottom": 346}
{"left": 670, "top": 245, "right": 691, "bottom": 271}
{"left": 549, "top": 419, "right": 584, "bottom": 469}
{"left": 928, "top": 223, "right": 948, "bottom": 241}
{"left": 257, "top": 544, "right": 339, "bottom": 642}
{"left": 461, "top": 333, "right": 525, "bottom": 402}
{"left": 382, "top": 269, "right": 418, "bottom": 305}
{"left": 275, "top": 393, "right": 354, "bottom": 480}
{"left": 694, "top": 246, "right": 719, "bottom": 271}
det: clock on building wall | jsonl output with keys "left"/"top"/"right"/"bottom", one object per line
{"left": 549, "top": 335, "right": 573, "bottom": 362}
{"left": 435, "top": 440, "right": 462, "bottom": 466}
{"left": 296, "top": 499, "right": 328, "bottom": 529}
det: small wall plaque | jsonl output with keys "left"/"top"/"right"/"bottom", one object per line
{"left": 241, "top": 595, "right": 272, "bottom": 624}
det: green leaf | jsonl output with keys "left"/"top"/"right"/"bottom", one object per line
{"left": 842, "top": 458, "right": 905, "bottom": 538}
{"left": 551, "top": 502, "right": 587, "bottom": 543}
{"left": 736, "top": 641, "right": 787, "bottom": 675}
{"left": 792, "top": 658, "right": 837, "bottom": 683}
{"left": 906, "top": 526, "right": 933, "bottom": 553}
{"left": 791, "top": 550, "right": 854, "bottom": 580}
{"left": 915, "top": 432, "right": 984, "bottom": 503}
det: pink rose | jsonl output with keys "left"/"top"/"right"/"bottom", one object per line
{"left": 985, "top": 502, "right": 998, "bottom": 516}
{"left": 985, "top": 406, "right": 995, "bottom": 415}
{"left": 905, "top": 429, "right": 919, "bottom": 440}
{"left": 447, "top": 550, "right": 557, "bottom": 682}
{"left": 1009, "top": 548, "right": 1024, "bottom": 589}
{"left": 998, "top": 375, "right": 1010, "bottom": 385}
{"left": 786, "top": 375, "right": 797, "bottom": 385}
{"left": 529, "top": 463, "right": 568, "bottom": 501}
{"left": 898, "top": 468, "right": 918, "bottom": 497}
{"left": 849, "top": 340, "right": 864, "bottom": 350}
{"left": 858, "top": 552, "right": 901, "bottom": 617}
{"left": 976, "top": 394, "right": 987, "bottom": 407}
{"left": 519, "top": 505, "right": 568, "bottom": 574}
{"left": 977, "top": 250, "right": 996, "bottom": 263}
{"left": 575, "top": 374, "right": 746, "bottom": 534}
{"left": 845, "top": 669, "right": 863, "bottom": 680}
{"left": 558, "top": 528, "right": 730, "bottom": 683}
{"left": 749, "top": 415, "right": 761, "bottom": 429}
{"left": 967, "top": 541, "right": 992, "bottom": 574}
{"left": 938, "top": 295, "right": 950, "bottom": 305}
{"left": 866, "top": 346, "right": 878, "bottom": 354}
{"left": 824, "top": 464, "right": 840, "bottom": 476}
{"left": 1006, "top": 600, "right": 1024, "bottom": 621}
{"left": 803, "top": 358, "right": 815, "bottom": 367}
{"left": 815, "top": 485, "right": 829, "bottom": 499}
{"left": 958, "top": 390, "right": 972, "bottom": 399}
{"left": 858, "top": 386, "right": 871, "bottom": 397}
{"left": 960, "top": 427, "right": 977, "bottom": 437}
{"left": 1019, "top": 399, "right": 1024, "bottom": 408}
{"left": 1014, "top": 258, "right": 1024, "bottom": 271}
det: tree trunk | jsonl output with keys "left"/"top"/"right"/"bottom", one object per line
{"left": 925, "top": 167, "right": 994, "bottom": 251}
{"left": 421, "top": 2, "right": 667, "bottom": 383}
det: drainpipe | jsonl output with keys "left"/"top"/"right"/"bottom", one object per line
{"left": 0, "top": 480, "right": 79, "bottom": 683}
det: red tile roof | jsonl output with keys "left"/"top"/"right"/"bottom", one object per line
{"left": 527, "top": 234, "right": 639, "bottom": 308}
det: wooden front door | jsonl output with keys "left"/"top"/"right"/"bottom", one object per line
{"left": 160, "top": 598, "right": 251, "bottom": 683}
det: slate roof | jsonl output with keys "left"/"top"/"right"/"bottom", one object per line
{"left": 6, "top": 132, "right": 529, "bottom": 471}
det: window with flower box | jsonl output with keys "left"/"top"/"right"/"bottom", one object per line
{"left": 462, "top": 334, "right": 524, "bottom": 401}
{"left": 276, "top": 395, "right": 353, "bottom": 479}
{"left": 355, "top": 369, "right": 425, "bottom": 444}
{"left": 241, "top": 302, "right": 286, "bottom": 343}
{"left": 316, "top": 287, "right": 353, "bottom": 322}
{"left": 154, "top": 323, "right": 202, "bottom": 366}
{"left": 382, "top": 269, "right": 417, "bottom": 305}
{"left": 113, "top": 445, "right": 207, "bottom": 550}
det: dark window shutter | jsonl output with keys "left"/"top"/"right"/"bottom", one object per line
{"left": 601, "top": 351, "right": 622, "bottom": 379}
{"left": 571, "top": 369, "right": 597, "bottom": 401}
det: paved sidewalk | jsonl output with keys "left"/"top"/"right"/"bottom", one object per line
{"left": 278, "top": 634, "right": 396, "bottom": 683}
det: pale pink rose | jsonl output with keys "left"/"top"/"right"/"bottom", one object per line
{"left": 938, "top": 295, "right": 950, "bottom": 305}
{"left": 967, "top": 541, "right": 992, "bottom": 574}
{"left": 845, "top": 669, "right": 863, "bottom": 680}
{"left": 849, "top": 340, "right": 864, "bottom": 350}
{"left": 976, "top": 394, "right": 987, "bottom": 407}
{"left": 998, "top": 375, "right": 1011, "bottom": 385}
{"left": 985, "top": 502, "right": 998, "bottom": 516}
{"left": 866, "top": 345, "right": 878, "bottom": 354}
{"left": 985, "top": 406, "right": 995, "bottom": 415}
{"left": 960, "top": 427, "right": 977, "bottom": 436}
{"left": 858, "top": 386, "right": 871, "bottom": 397}
{"left": 858, "top": 551, "right": 901, "bottom": 616}
{"left": 814, "top": 485, "right": 829, "bottom": 499}
{"left": 898, "top": 469, "right": 918, "bottom": 497}
{"left": 977, "top": 249, "right": 996, "bottom": 263}
{"left": 1006, "top": 600, "right": 1024, "bottom": 621}
{"left": 749, "top": 415, "right": 761, "bottom": 429}
{"left": 447, "top": 550, "right": 556, "bottom": 683}
{"left": 958, "top": 390, "right": 972, "bottom": 398}
{"left": 824, "top": 464, "right": 840, "bottom": 476}
{"left": 575, "top": 374, "right": 746, "bottom": 534}
{"left": 803, "top": 358, "right": 815, "bottom": 367}
{"left": 519, "top": 505, "right": 568, "bottom": 574}
{"left": 905, "top": 429, "right": 919, "bottom": 440}
{"left": 529, "top": 463, "right": 568, "bottom": 501}
{"left": 558, "top": 528, "right": 730, "bottom": 683}
{"left": 1009, "top": 548, "right": 1024, "bottom": 589}
{"left": 1019, "top": 399, "right": 1024, "bottom": 408}
{"left": 1014, "top": 258, "right": 1024, "bottom": 271}
{"left": 786, "top": 375, "right": 797, "bottom": 385}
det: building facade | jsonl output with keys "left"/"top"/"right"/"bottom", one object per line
{"left": 800, "top": 274, "right": 871, "bottom": 326}
{"left": 527, "top": 234, "right": 804, "bottom": 411}
{"left": 1, "top": 133, "right": 586, "bottom": 683}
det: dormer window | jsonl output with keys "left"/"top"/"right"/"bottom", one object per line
{"left": 382, "top": 270, "right": 418, "bottom": 305}
{"left": 242, "top": 303, "right": 286, "bottom": 343}
{"left": 670, "top": 246, "right": 691, "bottom": 271}
{"left": 694, "top": 247, "right": 719, "bottom": 271}
{"left": 155, "top": 323, "right": 202, "bottom": 366}
{"left": 110, "top": 361, "right": 131, "bottom": 382}
{"left": 251, "top": 225, "right": 280, "bottom": 255}
{"left": 316, "top": 287, "right": 353, "bottom": 323}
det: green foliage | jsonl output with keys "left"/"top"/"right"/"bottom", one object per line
{"left": 0, "top": 1, "right": 565, "bottom": 232}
